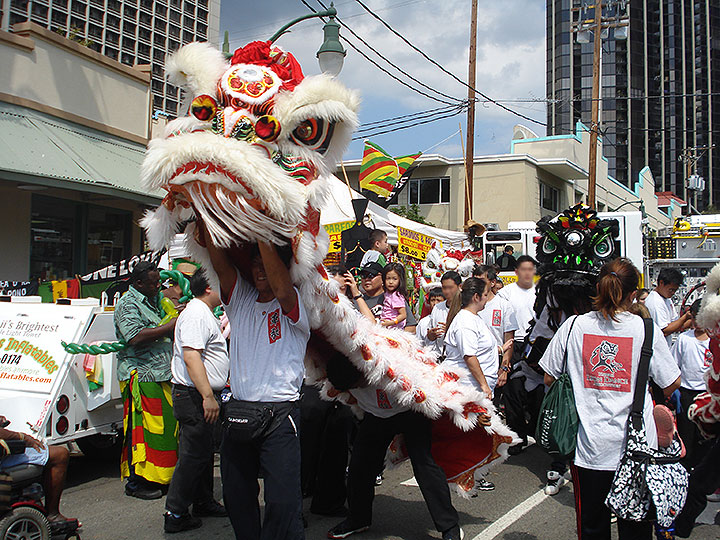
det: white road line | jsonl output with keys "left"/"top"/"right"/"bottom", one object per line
{"left": 400, "top": 476, "right": 418, "bottom": 487}
{"left": 470, "top": 489, "right": 549, "bottom": 540}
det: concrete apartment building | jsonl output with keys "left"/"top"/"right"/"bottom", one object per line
{"left": 0, "top": 0, "right": 221, "bottom": 116}
{"left": 341, "top": 123, "right": 683, "bottom": 234}
{"left": 0, "top": 22, "right": 162, "bottom": 281}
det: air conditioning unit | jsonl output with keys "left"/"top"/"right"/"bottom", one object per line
{"left": 688, "top": 175, "right": 705, "bottom": 191}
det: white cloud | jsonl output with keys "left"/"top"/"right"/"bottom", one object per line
{"left": 223, "top": 0, "right": 547, "bottom": 157}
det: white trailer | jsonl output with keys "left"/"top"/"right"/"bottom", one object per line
{"left": 482, "top": 211, "right": 645, "bottom": 284}
{"left": 0, "top": 296, "right": 123, "bottom": 449}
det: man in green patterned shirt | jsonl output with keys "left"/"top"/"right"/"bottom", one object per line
{"left": 114, "top": 261, "right": 180, "bottom": 500}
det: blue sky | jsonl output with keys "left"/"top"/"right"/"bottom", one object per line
{"left": 219, "top": 0, "right": 547, "bottom": 160}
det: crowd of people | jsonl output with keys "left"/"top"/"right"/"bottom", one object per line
{"left": 3, "top": 223, "right": 718, "bottom": 540}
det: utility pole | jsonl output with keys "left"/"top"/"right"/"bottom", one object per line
{"left": 464, "top": 0, "right": 478, "bottom": 227}
{"left": 681, "top": 144, "right": 714, "bottom": 214}
{"left": 572, "top": 1, "right": 628, "bottom": 208}
{"left": 587, "top": 1, "right": 603, "bottom": 209}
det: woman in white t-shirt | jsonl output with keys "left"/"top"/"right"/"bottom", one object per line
{"left": 443, "top": 277, "right": 498, "bottom": 398}
{"left": 540, "top": 258, "right": 681, "bottom": 540}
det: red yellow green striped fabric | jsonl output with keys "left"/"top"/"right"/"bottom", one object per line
{"left": 359, "top": 141, "right": 421, "bottom": 199}
{"left": 120, "top": 372, "right": 177, "bottom": 485}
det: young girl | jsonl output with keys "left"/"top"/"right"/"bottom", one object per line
{"left": 380, "top": 263, "right": 407, "bottom": 329}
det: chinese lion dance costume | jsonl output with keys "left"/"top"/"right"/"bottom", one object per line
{"left": 690, "top": 262, "right": 720, "bottom": 437}
{"left": 525, "top": 204, "right": 621, "bottom": 369}
{"left": 139, "top": 41, "right": 516, "bottom": 494}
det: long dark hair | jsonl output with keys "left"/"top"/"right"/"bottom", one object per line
{"left": 592, "top": 258, "right": 640, "bottom": 321}
{"left": 446, "top": 277, "right": 487, "bottom": 330}
{"left": 382, "top": 262, "right": 407, "bottom": 298}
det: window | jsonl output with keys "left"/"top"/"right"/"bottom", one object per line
{"left": 408, "top": 177, "right": 450, "bottom": 205}
{"left": 540, "top": 182, "right": 560, "bottom": 212}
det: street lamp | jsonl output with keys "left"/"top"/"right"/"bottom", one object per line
{"left": 316, "top": 15, "right": 346, "bottom": 77}
{"left": 266, "top": 3, "right": 346, "bottom": 77}
{"left": 613, "top": 199, "right": 646, "bottom": 218}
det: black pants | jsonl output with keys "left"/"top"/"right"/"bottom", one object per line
{"left": 503, "top": 375, "right": 544, "bottom": 442}
{"left": 675, "top": 434, "right": 720, "bottom": 538}
{"left": 570, "top": 464, "right": 652, "bottom": 540}
{"left": 221, "top": 403, "right": 304, "bottom": 540}
{"left": 346, "top": 410, "right": 458, "bottom": 534}
{"left": 165, "top": 384, "right": 220, "bottom": 514}
{"left": 678, "top": 387, "right": 710, "bottom": 470}
{"left": 300, "top": 385, "right": 353, "bottom": 514}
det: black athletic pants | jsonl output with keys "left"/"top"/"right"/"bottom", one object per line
{"left": 346, "top": 410, "right": 458, "bottom": 534}
{"left": 677, "top": 387, "right": 710, "bottom": 470}
{"left": 570, "top": 464, "right": 652, "bottom": 540}
{"left": 165, "top": 384, "right": 219, "bottom": 515}
{"left": 503, "top": 375, "right": 544, "bottom": 442}
{"left": 221, "top": 403, "right": 304, "bottom": 540}
{"left": 675, "top": 434, "right": 720, "bottom": 538}
{"left": 300, "top": 384, "right": 354, "bottom": 514}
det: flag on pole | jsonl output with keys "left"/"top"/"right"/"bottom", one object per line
{"left": 358, "top": 141, "right": 421, "bottom": 207}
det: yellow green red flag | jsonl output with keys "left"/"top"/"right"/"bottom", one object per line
{"left": 358, "top": 141, "right": 421, "bottom": 200}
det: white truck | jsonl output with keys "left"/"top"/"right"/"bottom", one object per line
{"left": 482, "top": 211, "right": 645, "bottom": 285}
{"left": 0, "top": 296, "right": 124, "bottom": 453}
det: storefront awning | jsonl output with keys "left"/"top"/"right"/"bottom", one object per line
{"left": 0, "top": 101, "right": 161, "bottom": 204}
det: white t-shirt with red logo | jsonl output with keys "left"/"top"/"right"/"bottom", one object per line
{"left": 672, "top": 329, "right": 713, "bottom": 391}
{"left": 350, "top": 386, "right": 409, "bottom": 418}
{"left": 223, "top": 270, "right": 310, "bottom": 402}
{"left": 444, "top": 309, "right": 499, "bottom": 392}
{"left": 539, "top": 311, "right": 680, "bottom": 471}
{"left": 478, "top": 294, "right": 519, "bottom": 346}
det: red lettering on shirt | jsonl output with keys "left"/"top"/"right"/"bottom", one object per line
{"left": 376, "top": 389, "right": 392, "bottom": 409}
{"left": 492, "top": 309, "right": 502, "bottom": 327}
{"left": 268, "top": 308, "right": 282, "bottom": 344}
{"left": 582, "top": 334, "right": 632, "bottom": 392}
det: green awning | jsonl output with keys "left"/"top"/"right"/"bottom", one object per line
{"left": 0, "top": 101, "right": 161, "bottom": 204}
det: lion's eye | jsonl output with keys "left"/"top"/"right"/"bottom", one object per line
{"left": 290, "top": 118, "right": 335, "bottom": 155}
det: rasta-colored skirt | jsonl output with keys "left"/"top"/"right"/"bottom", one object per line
{"left": 120, "top": 371, "right": 178, "bottom": 485}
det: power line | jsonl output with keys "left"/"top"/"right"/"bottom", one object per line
{"left": 356, "top": 105, "right": 466, "bottom": 134}
{"left": 358, "top": 104, "right": 461, "bottom": 129}
{"left": 300, "top": 0, "right": 460, "bottom": 106}
{"left": 350, "top": 0, "right": 547, "bottom": 127}
{"left": 303, "top": 0, "right": 463, "bottom": 105}
{"left": 352, "top": 104, "right": 468, "bottom": 140}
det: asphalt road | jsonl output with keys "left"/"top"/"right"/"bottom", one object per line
{"left": 61, "top": 443, "right": 719, "bottom": 540}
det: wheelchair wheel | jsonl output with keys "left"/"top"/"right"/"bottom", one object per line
{"left": 0, "top": 506, "right": 51, "bottom": 540}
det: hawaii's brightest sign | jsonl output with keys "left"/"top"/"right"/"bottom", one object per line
{"left": 0, "top": 305, "right": 90, "bottom": 393}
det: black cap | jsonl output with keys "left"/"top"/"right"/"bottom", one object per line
{"left": 360, "top": 261, "right": 383, "bottom": 277}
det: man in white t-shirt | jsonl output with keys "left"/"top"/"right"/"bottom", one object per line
{"left": 328, "top": 283, "right": 462, "bottom": 540}
{"left": 645, "top": 268, "right": 692, "bottom": 346}
{"left": 165, "top": 270, "right": 230, "bottom": 533}
{"left": 496, "top": 256, "right": 541, "bottom": 454}
{"left": 201, "top": 221, "right": 310, "bottom": 540}
{"left": 425, "top": 271, "right": 463, "bottom": 357}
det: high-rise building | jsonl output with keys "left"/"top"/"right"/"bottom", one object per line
{"left": 0, "top": 0, "right": 221, "bottom": 117}
{"left": 547, "top": 0, "right": 720, "bottom": 209}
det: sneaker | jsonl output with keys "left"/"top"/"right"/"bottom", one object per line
{"left": 374, "top": 474, "right": 383, "bottom": 486}
{"left": 544, "top": 470, "right": 566, "bottom": 496}
{"left": 125, "top": 484, "right": 162, "bottom": 500}
{"left": 475, "top": 477, "right": 495, "bottom": 491}
{"left": 193, "top": 500, "right": 227, "bottom": 517}
{"left": 327, "top": 520, "right": 370, "bottom": 539}
{"left": 442, "top": 525, "right": 465, "bottom": 540}
{"left": 164, "top": 513, "right": 202, "bottom": 534}
{"left": 706, "top": 488, "right": 720, "bottom": 502}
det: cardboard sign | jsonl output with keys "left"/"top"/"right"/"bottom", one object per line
{"left": 0, "top": 304, "right": 92, "bottom": 394}
{"left": 397, "top": 226, "right": 438, "bottom": 261}
{"left": 324, "top": 221, "right": 355, "bottom": 254}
